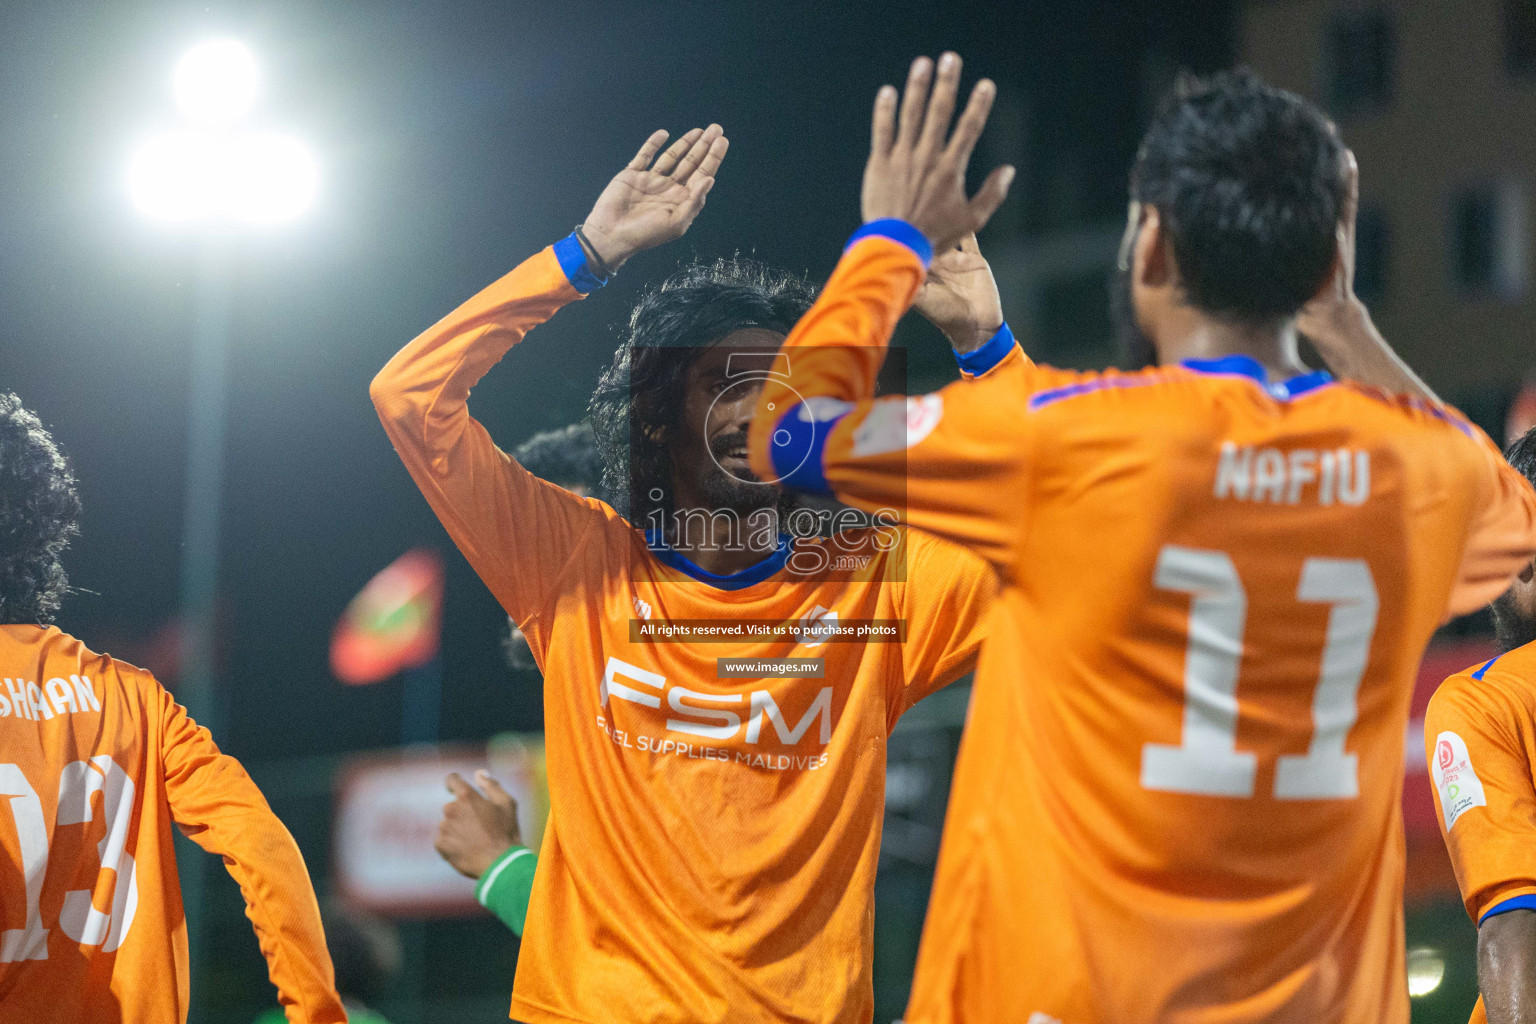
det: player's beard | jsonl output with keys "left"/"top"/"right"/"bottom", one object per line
{"left": 1491, "top": 586, "right": 1536, "bottom": 653}
{"left": 701, "top": 464, "right": 778, "bottom": 512}
{"left": 1110, "top": 227, "right": 1158, "bottom": 370}
{"left": 702, "top": 430, "right": 779, "bottom": 513}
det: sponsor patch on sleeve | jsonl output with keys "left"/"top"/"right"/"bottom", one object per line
{"left": 851, "top": 395, "right": 943, "bottom": 457}
{"left": 1431, "top": 731, "right": 1488, "bottom": 831}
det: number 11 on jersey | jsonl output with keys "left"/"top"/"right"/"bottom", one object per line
{"left": 1140, "top": 545, "right": 1380, "bottom": 800}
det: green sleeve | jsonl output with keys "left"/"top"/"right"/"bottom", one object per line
{"left": 475, "top": 845, "right": 537, "bottom": 936}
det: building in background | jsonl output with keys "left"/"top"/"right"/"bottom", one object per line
{"left": 986, "top": 0, "right": 1536, "bottom": 413}
{"left": 1237, "top": 8, "right": 1536, "bottom": 1018}
{"left": 1244, "top": 0, "right": 1536, "bottom": 400}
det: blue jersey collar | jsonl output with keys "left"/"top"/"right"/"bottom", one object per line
{"left": 1180, "top": 354, "right": 1333, "bottom": 400}
{"left": 644, "top": 530, "right": 793, "bottom": 590}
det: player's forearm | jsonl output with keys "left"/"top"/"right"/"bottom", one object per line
{"left": 1305, "top": 299, "right": 1439, "bottom": 403}
{"left": 370, "top": 238, "right": 599, "bottom": 450}
{"left": 178, "top": 775, "right": 345, "bottom": 1022}
{"left": 747, "top": 221, "right": 929, "bottom": 481}
{"left": 1481, "top": 910, "right": 1536, "bottom": 1023}
{"left": 476, "top": 845, "right": 537, "bottom": 936}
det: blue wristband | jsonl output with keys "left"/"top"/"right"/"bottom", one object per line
{"left": 768, "top": 402, "right": 848, "bottom": 497}
{"left": 953, "top": 322, "right": 1017, "bottom": 376}
{"left": 845, "top": 219, "right": 934, "bottom": 268}
{"left": 553, "top": 232, "right": 609, "bottom": 294}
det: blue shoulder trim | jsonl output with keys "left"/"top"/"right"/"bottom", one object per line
{"left": 645, "top": 531, "right": 792, "bottom": 590}
{"left": 954, "top": 323, "right": 1017, "bottom": 377}
{"left": 1473, "top": 654, "right": 1505, "bottom": 681}
{"left": 1279, "top": 370, "right": 1334, "bottom": 399}
{"left": 845, "top": 219, "right": 934, "bottom": 268}
{"left": 553, "top": 232, "right": 608, "bottom": 294}
{"left": 1180, "top": 354, "right": 1335, "bottom": 401}
{"left": 1181, "top": 353, "right": 1269, "bottom": 383}
{"left": 1481, "top": 893, "right": 1536, "bottom": 925}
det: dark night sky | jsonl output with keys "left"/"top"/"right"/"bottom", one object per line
{"left": 0, "top": 1, "right": 1234, "bottom": 762}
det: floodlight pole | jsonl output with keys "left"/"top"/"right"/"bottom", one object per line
{"left": 175, "top": 233, "right": 233, "bottom": 1010}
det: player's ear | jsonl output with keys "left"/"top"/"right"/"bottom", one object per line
{"left": 1136, "top": 205, "right": 1174, "bottom": 289}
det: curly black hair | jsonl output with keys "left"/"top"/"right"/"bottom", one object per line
{"left": 0, "top": 394, "right": 81, "bottom": 624}
{"left": 588, "top": 256, "right": 818, "bottom": 521}
{"left": 1508, "top": 424, "right": 1536, "bottom": 490}
{"left": 513, "top": 421, "right": 602, "bottom": 494}
{"left": 1131, "top": 68, "right": 1347, "bottom": 323}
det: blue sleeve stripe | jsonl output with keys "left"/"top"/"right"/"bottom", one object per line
{"left": 1028, "top": 374, "right": 1162, "bottom": 411}
{"left": 1481, "top": 893, "right": 1536, "bottom": 924}
{"left": 954, "top": 322, "right": 1017, "bottom": 376}
{"left": 769, "top": 405, "right": 847, "bottom": 497}
{"left": 845, "top": 219, "right": 934, "bottom": 268}
{"left": 552, "top": 232, "right": 608, "bottom": 294}
{"left": 1473, "top": 654, "right": 1504, "bottom": 681}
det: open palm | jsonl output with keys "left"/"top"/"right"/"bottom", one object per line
{"left": 914, "top": 233, "right": 1003, "bottom": 352}
{"left": 582, "top": 125, "right": 729, "bottom": 271}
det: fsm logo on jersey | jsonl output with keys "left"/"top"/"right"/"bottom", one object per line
{"left": 597, "top": 656, "right": 835, "bottom": 769}
{"left": 1431, "top": 731, "right": 1487, "bottom": 830}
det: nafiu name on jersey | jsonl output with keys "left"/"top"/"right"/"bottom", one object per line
{"left": 1215, "top": 442, "right": 1371, "bottom": 505}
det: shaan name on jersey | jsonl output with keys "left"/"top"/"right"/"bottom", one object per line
{"left": 0, "top": 675, "right": 101, "bottom": 720}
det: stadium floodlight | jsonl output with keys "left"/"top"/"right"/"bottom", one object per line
{"left": 228, "top": 134, "right": 319, "bottom": 223}
{"left": 174, "top": 39, "right": 259, "bottom": 125}
{"left": 131, "top": 40, "right": 318, "bottom": 226}
{"left": 129, "top": 130, "right": 318, "bottom": 224}
{"left": 1405, "top": 947, "right": 1445, "bottom": 998}
{"left": 129, "top": 39, "right": 320, "bottom": 996}
{"left": 128, "top": 132, "right": 219, "bottom": 222}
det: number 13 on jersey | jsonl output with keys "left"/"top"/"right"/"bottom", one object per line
{"left": 0, "top": 756, "right": 138, "bottom": 962}
{"left": 1141, "top": 545, "right": 1380, "bottom": 800}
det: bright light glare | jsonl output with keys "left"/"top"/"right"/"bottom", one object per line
{"left": 129, "top": 133, "right": 220, "bottom": 222}
{"left": 1406, "top": 947, "right": 1446, "bottom": 998}
{"left": 129, "top": 132, "right": 318, "bottom": 225}
{"left": 227, "top": 135, "right": 319, "bottom": 224}
{"left": 174, "top": 40, "right": 258, "bottom": 125}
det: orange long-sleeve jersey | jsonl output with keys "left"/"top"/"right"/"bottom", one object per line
{"left": 0, "top": 624, "right": 342, "bottom": 1024}
{"left": 746, "top": 219, "right": 1536, "bottom": 1024}
{"left": 1425, "top": 641, "right": 1536, "bottom": 1024}
{"left": 370, "top": 234, "right": 999, "bottom": 1024}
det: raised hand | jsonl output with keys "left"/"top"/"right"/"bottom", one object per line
{"left": 435, "top": 770, "right": 523, "bottom": 880}
{"left": 581, "top": 125, "right": 729, "bottom": 273}
{"left": 1297, "top": 149, "right": 1365, "bottom": 341}
{"left": 914, "top": 233, "right": 1003, "bottom": 352}
{"left": 1294, "top": 148, "right": 1438, "bottom": 401}
{"left": 863, "top": 53, "right": 1014, "bottom": 254}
